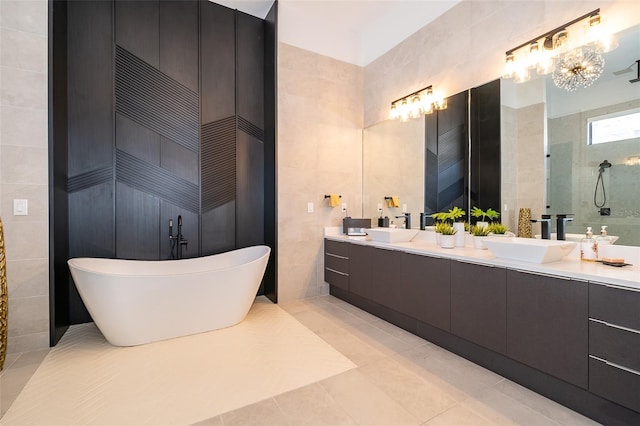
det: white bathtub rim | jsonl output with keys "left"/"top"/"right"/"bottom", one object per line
{"left": 68, "top": 245, "right": 270, "bottom": 278}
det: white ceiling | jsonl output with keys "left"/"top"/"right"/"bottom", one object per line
{"left": 213, "top": 0, "right": 462, "bottom": 66}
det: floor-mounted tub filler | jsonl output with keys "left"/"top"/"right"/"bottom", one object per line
{"left": 68, "top": 245, "right": 271, "bottom": 346}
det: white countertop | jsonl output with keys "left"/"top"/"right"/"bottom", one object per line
{"left": 324, "top": 228, "right": 640, "bottom": 291}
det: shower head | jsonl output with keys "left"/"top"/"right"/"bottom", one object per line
{"left": 599, "top": 160, "right": 612, "bottom": 172}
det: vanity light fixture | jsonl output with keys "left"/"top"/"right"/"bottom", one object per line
{"left": 389, "top": 85, "right": 447, "bottom": 121}
{"left": 503, "top": 9, "right": 618, "bottom": 91}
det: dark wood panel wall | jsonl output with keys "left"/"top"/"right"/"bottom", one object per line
{"left": 470, "top": 79, "right": 501, "bottom": 215}
{"left": 424, "top": 80, "right": 501, "bottom": 219}
{"left": 49, "top": 0, "right": 277, "bottom": 344}
{"left": 425, "top": 91, "right": 469, "bottom": 215}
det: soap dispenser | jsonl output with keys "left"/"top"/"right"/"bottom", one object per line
{"left": 595, "top": 226, "right": 613, "bottom": 259}
{"left": 580, "top": 227, "right": 598, "bottom": 262}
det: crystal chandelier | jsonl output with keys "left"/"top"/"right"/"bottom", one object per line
{"left": 503, "top": 9, "right": 617, "bottom": 91}
{"left": 552, "top": 46, "right": 605, "bottom": 91}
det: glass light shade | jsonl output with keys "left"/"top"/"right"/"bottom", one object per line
{"left": 503, "top": 53, "right": 516, "bottom": 78}
{"left": 536, "top": 50, "right": 555, "bottom": 74}
{"left": 433, "top": 91, "right": 447, "bottom": 110}
{"left": 389, "top": 103, "right": 398, "bottom": 120}
{"left": 513, "top": 65, "right": 531, "bottom": 83}
{"left": 552, "top": 30, "right": 570, "bottom": 53}
{"left": 399, "top": 99, "right": 409, "bottom": 122}
{"left": 420, "top": 90, "right": 433, "bottom": 114}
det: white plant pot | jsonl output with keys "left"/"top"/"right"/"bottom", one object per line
{"left": 473, "top": 236, "right": 488, "bottom": 250}
{"left": 453, "top": 223, "right": 466, "bottom": 247}
{"left": 440, "top": 234, "right": 456, "bottom": 249}
{"left": 476, "top": 221, "right": 489, "bottom": 229}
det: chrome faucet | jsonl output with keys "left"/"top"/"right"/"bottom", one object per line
{"left": 556, "top": 214, "right": 574, "bottom": 241}
{"left": 395, "top": 213, "right": 411, "bottom": 229}
{"left": 169, "top": 215, "right": 188, "bottom": 259}
{"left": 531, "top": 214, "right": 552, "bottom": 239}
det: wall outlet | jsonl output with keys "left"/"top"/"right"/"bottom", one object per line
{"left": 377, "top": 203, "right": 383, "bottom": 211}
{"left": 341, "top": 203, "right": 347, "bottom": 213}
{"left": 402, "top": 203, "right": 407, "bottom": 213}
{"left": 307, "top": 202, "right": 314, "bottom": 213}
{"left": 13, "top": 199, "right": 28, "bottom": 216}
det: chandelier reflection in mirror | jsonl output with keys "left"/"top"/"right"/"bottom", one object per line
{"left": 389, "top": 85, "right": 447, "bottom": 121}
{"left": 503, "top": 9, "right": 618, "bottom": 91}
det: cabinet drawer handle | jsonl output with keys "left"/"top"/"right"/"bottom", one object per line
{"left": 589, "top": 318, "right": 640, "bottom": 335}
{"left": 457, "top": 259, "right": 495, "bottom": 268}
{"left": 600, "top": 283, "right": 640, "bottom": 293}
{"left": 511, "top": 269, "right": 570, "bottom": 280}
{"left": 326, "top": 253, "right": 348, "bottom": 260}
{"left": 589, "top": 355, "right": 640, "bottom": 376}
{"left": 325, "top": 267, "right": 349, "bottom": 277}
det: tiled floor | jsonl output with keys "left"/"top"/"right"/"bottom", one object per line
{"left": 1, "top": 295, "right": 599, "bottom": 425}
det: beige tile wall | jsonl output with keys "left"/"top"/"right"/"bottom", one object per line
{"left": 0, "top": 0, "right": 50, "bottom": 353}
{"left": 277, "top": 43, "right": 363, "bottom": 302}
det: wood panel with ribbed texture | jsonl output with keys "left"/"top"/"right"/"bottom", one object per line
{"left": 201, "top": 116, "right": 236, "bottom": 212}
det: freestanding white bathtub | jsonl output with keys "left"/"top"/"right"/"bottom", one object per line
{"left": 67, "top": 245, "right": 270, "bottom": 346}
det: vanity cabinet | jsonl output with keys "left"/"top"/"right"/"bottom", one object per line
{"left": 324, "top": 240, "right": 349, "bottom": 291}
{"left": 588, "top": 283, "right": 640, "bottom": 412}
{"left": 349, "top": 244, "right": 403, "bottom": 307}
{"left": 451, "top": 261, "right": 507, "bottom": 354}
{"left": 399, "top": 253, "right": 450, "bottom": 331}
{"left": 348, "top": 244, "right": 403, "bottom": 308}
{"left": 506, "top": 270, "right": 588, "bottom": 389}
{"left": 325, "top": 237, "right": 639, "bottom": 424}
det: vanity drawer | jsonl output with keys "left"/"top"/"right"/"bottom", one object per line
{"left": 589, "top": 357, "right": 640, "bottom": 413}
{"left": 589, "top": 283, "right": 640, "bottom": 331}
{"left": 589, "top": 319, "right": 640, "bottom": 371}
{"left": 324, "top": 239, "right": 349, "bottom": 257}
{"left": 325, "top": 252, "right": 349, "bottom": 274}
{"left": 324, "top": 267, "right": 348, "bottom": 291}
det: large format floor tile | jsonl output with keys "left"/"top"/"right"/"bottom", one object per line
{"left": 2, "top": 295, "right": 598, "bottom": 425}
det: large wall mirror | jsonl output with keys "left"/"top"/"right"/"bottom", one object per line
{"left": 362, "top": 23, "right": 639, "bottom": 245}
{"left": 363, "top": 117, "right": 425, "bottom": 226}
{"left": 508, "top": 23, "right": 640, "bottom": 246}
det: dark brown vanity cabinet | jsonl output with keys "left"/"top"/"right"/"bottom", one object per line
{"left": 324, "top": 240, "right": 349, "bottom": 291}
{"left": 349, "top": 244, "right": 402, "bottom": 308}
{"left": 451, "top": 261, "right": 507, "bottom": 354}
{"left": 506, "top": 270, "right": 588, "bottom": 389}
{"left": 399, "top": 253, "right": 451, "bottom": 331}
{"left": 588, "top": 283, "right": 640, "bottom": 412}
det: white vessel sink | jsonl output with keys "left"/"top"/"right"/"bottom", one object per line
{"left": 535, "top": 233, "right": 619, "bottom": 244}
{"left": 366, "top": 228, "right": 419, "bottom": 243}
{"left": 483, "top": 237, "right": 577, "bottom": 263}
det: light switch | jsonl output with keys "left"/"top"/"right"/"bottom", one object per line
{"left": 307, "top": 202, "right": 314, "bottom": 213}
{"left": 402, "top": 203, "right": 407, "bottom": 213}
{"left": 13, "top": 199, "right": 28, "bottom": 216}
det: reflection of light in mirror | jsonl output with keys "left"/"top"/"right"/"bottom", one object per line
{"left": 625, "top": 156, "right": 640, "bottom": 166}
{"left": 503, "top": 9, "right": 619, "bottom": 91}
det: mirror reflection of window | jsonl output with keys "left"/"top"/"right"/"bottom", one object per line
{"left": 588, "top": 109, "right": 640, "bottom": 144}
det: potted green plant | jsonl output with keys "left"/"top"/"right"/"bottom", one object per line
{"left": 487, "top": 223, "right": 513, "bottom": 237}
{"left": 470, "top": 207, "right": 500, "bottom": 229}
{"left": 438, "top": 224, "right": 457, "bottom": 248}
{"left": 471, "top": 224, "right": 490, "bottom": 249}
